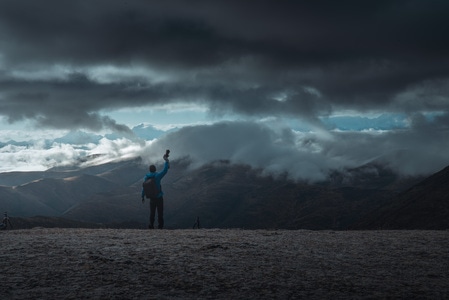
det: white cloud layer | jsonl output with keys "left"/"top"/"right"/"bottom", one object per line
{"left": 0, "top": 138, "right": 150, "bottom": 172}
{"left": 145, "top": 120, "right": 449, "bottom": 181}
{"left": 1, "top": 119, "right": 449, "bottom": 181}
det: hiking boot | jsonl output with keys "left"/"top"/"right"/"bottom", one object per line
{"left": 148, "top": 224, "right": 154, "bottom": 229}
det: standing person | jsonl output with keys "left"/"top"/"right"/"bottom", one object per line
{"left": 141, "top": 151, "right": 170, "bottom": 229}
{"left": 1, "top": 212, "right": 12, "bottom": 230}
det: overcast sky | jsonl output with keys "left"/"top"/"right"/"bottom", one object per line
{"left": 1, "top": 0, "right": 449, "bottom": 179}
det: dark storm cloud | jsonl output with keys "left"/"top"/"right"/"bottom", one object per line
{"left": 1, "top": 0, "right": 449, "bottom": 130}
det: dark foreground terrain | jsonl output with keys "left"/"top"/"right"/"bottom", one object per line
{"left": 1, "top": 229, "right": 448, "bottom": 299}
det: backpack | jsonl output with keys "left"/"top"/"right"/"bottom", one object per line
{"left": 143, "top": 176, "right": 159, "bottom": 199}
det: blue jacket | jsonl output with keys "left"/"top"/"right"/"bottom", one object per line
{"left": 141, "top": 161, "right": 169, "bottom": 198}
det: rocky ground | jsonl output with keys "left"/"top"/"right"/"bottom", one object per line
{"left": 1, "top": 228, "right": 448, "bottom": 299}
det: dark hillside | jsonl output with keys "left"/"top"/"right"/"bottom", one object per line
{"left": 353, "top": 165, "right": 449, "bottom": 229}
{"left": 163, "top": 163, "right": 395, "bottom": 229}
{"left": 1, "top": 158, "right": 447, "bottom": 230}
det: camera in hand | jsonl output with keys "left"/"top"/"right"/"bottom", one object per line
{"left": 165, "top": 149, "right": 170, "bottom": 158}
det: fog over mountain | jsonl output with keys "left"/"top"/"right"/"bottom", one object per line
{"left": 2, "top": 119, "right": 449, "bottom": 182}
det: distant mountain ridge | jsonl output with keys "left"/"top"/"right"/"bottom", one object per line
{"left": 0, "top": 124, "right": 176, "bottom": 151}
{"left": 1, "top": 158, "right": 447, "bottom": 230}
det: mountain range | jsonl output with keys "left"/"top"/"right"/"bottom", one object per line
{"left": 0, "top": 124, "right": 175, "bottom": 150}
{"left": 1, "top": 157, "right": 447, "bottom": 230}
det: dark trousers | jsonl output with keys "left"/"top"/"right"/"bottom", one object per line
{"left": 150, "top": 197, "right": 164, "bottom": 229}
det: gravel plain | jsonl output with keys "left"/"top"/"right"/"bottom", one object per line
{"left": 1, "top": 228, "right": 448, "bottom": 299}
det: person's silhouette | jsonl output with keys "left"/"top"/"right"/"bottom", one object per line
{"left": 1, "top": 212, "right": 13, "bottom": 230}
